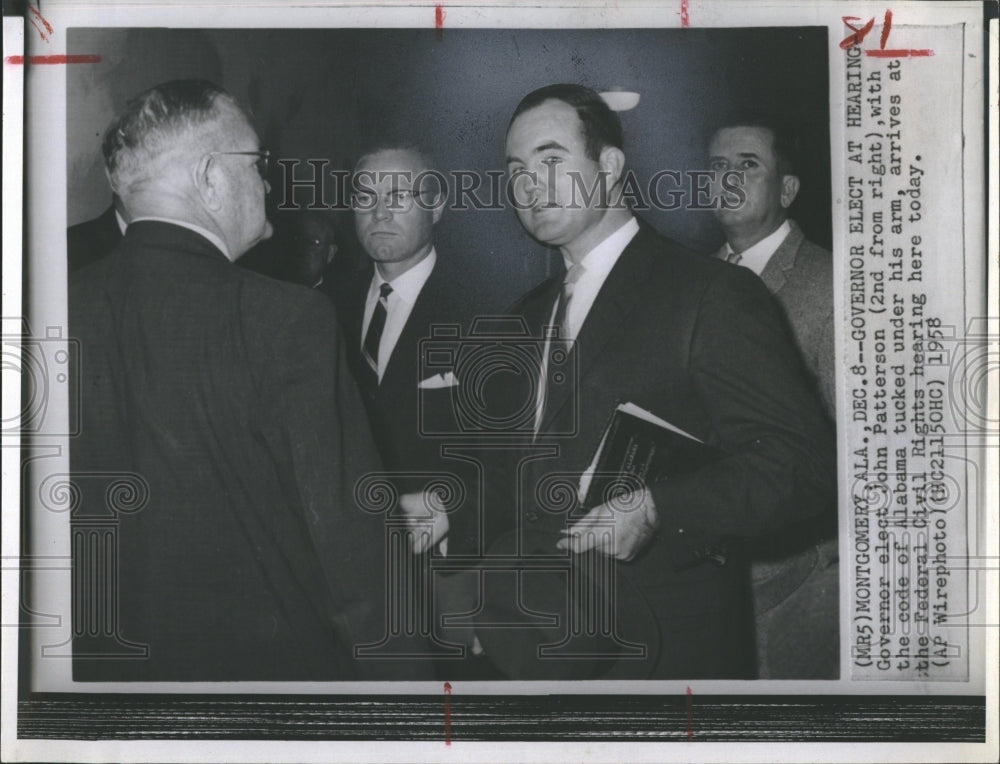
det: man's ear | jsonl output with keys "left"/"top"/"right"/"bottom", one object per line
{"left": 599, "top": 145, "right": 626, "bottom": 188}
{"left": 193, "top": 154, "right": 225, "bottom": 212}
{"left": 780, "top": 174, "right": 801, "bottom": 209}
{"left": 430, "top": 192, "right": 446, "bottom": 225}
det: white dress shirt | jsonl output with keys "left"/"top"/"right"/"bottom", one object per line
{"left": 130, "top": 216, "right": 231, "bottom": 260}
{"left": 361, "top": 249, "right": 437, "bottom": 382}
{"left": 534, "top": 217, "right": 640, "bottom": 433}
{"left": 722, "top": 219, "right": 791, "bottom": 275}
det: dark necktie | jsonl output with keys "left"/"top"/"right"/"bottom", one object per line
{"left": 362, "top": 282, "right": 392, "bottom": 386}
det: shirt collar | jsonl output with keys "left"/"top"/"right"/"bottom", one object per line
{"left": 562, "top": 216, "right": 639, "bottom": 279}
{"left": 129, "top": 216, "right": 231, "bottom": 260}
{"left": 724, "top": 219, "right": 791, "bottom": 276}
{"left": 369, "top": 248, "right": 437, "bottom": 305}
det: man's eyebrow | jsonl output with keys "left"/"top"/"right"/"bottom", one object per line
{"left": 506, "top": 140, "right": 570, "bottom": 164}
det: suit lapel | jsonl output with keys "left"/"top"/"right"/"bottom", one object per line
{"left": 380, "top": 261, "right": 444, "bottom": 389}
{"left": 335, "top": 265, "right": 373, "bottom": 359}
{"left": 539, "top": 226, "right": 654, "bottom": 434}
{"left": 758, "top": 221, "right": 805, "bottom": 294}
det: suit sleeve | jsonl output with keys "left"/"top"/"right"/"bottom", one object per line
{"left": 246, "top": 288, "right": 416, "bottom": 679}
{"left": 816, "top": 307, "right": 837, "bottom": 421}
{"left": 650, "top": 266, "right": 837, "bottom": 541}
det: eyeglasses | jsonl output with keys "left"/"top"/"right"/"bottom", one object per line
{"left": 350, "top": 188, "right": 428, "bottom": 212}
{"left": 209, "top": 149, "right": 271, "bottom": 179}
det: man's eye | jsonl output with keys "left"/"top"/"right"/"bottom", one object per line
{"left": 709, "top": 160, "right": 728, "bottom": 172}
{"left": 740, "top": 159, "right": 759, "bottom": 169}
{"left": 541, "top": 156, "right": 563, "bottom": 165}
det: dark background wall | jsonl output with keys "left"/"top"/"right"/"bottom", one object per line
{"left": 68, "top": 27, "right": 830, "bottom": 313}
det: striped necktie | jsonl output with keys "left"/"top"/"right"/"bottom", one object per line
{"left": 362, "top": 282, "right": 393, "bottom": 385}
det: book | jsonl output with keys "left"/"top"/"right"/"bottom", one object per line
{"left": 579, "top": 402, "right": 725, "bottom": 509}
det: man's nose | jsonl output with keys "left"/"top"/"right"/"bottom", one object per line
{"left": 373, "top": 196, "right": 393, "bottom": 221}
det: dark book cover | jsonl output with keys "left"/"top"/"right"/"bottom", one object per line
{"left": 581, "top": 402, "right": 725, "bottom": 510}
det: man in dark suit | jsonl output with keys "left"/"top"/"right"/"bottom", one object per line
{"left": 415, "top": 84, "right": 836, "bottom": 680}
{"left": 336, "top": 147, "right": 468, "bottom": 490}
{"left": 710, "top": 121, "right": 838, "bottom": 678}
{"left": 67, "top": 194, "right": 128, "bottom": 273}
{"left": 334, "top": 146, "right": 478, "bottom": 672}
{"left": 70, "top": 79, "right": 407, "bottom": 681}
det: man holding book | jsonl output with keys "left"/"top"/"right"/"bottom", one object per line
{"left": 412, "top": 84, "right": 836, "bottom": 680}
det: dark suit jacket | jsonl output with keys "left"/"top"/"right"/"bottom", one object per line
{"left": 715, "top": 220, "right": 839, "bottom": 679}
{"left": 67, "top": 205, "right": 123, "bottom": 274}
{"left": 333, "top": 258, "right": 470, "bottom": 492}
{"left": 480, "top": 221, "right": 836, "bottom": 679}
{"left": 69, "top": 221, "right": 409, "bottom": 681}
{"left": 717, "top": 220, "right": 835, "bottom": 419}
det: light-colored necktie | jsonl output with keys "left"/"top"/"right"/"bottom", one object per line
{"left": 535, "top": 263, "right": 586, "bottom": 434}
{"left": 725, "top": 250, "right": 743, "bottom": 266}
{"left": 551, "top": 262, "right": 586, "bottom": 347}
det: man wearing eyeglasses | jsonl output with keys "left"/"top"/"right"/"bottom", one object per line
{"left": 69, "top": 80, "right": 402, "bottom": 681}
{"left": 333, "top": 147, "right": 481, "bottom": 672}
{"left": 336, "top": 147, "right": 465, "bottom": 474}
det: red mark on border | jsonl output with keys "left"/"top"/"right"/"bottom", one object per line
{"left": 841, "top": 10, "right": 933, "bottom": 58}
{"left": 28, "top": 6, "right": 54, "bottom": 43}
{"left": 435, "top": 5, "right": 445, "bottom": 40}
{"left": 879, "top": 9, "right": 893, "bottom": 49}
{"left": 839, "top": 15, "right": 875, "bottom": 49}
{"left": 866, "top": 49, "right": 933, "bottom": 57}
{"left": 444, "top": 681, "right": 452, "bottom": 746}
{"left": 679, "top": 0, "right": 690, "bottom": 28}
{"left": 5, "top": 54, "right": 102, "bottom": 65}
{"left": 685, "top": 686, "right": 693, "bottom": 739}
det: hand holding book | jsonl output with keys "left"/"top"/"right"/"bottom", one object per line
{"left": 560, "top": 402, "right": 725, "bottom": 562}
{"left": 556, "top": 486, "right": 659, "bottom": 561}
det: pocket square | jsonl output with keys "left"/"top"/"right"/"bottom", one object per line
{"left": 418, "top": 371, "right": 458, "bottom": 389}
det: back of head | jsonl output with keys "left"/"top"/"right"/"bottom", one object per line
{"left": 508, "top": 83, "right": 624, "bottom": 161}
{"left": 102, "top": 79, "right": 242, "bottom": 199}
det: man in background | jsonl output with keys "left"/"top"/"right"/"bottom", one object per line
{"left": 70, "top": 79, "right": 404, "bottom": 681}
{"left": 709, "top": 120, "right": 839, "bottom": 679}
{"left": 276, "top": 209, "right": 340, "bottom": 291}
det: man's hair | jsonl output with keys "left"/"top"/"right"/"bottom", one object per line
{"left": 713, "top": 116, "right": 800, "bottom": 177}
{"left": 508, "top": 84, "right": 624, "bottom": 161}
{"left": 102, "top": 79, "right": 242, "bottom": 196}
{"left": 353, "top": 144, "right": 439, "bottom": 179}
{"left": 352, "top": 144, "right": 445, "bottom": 202}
